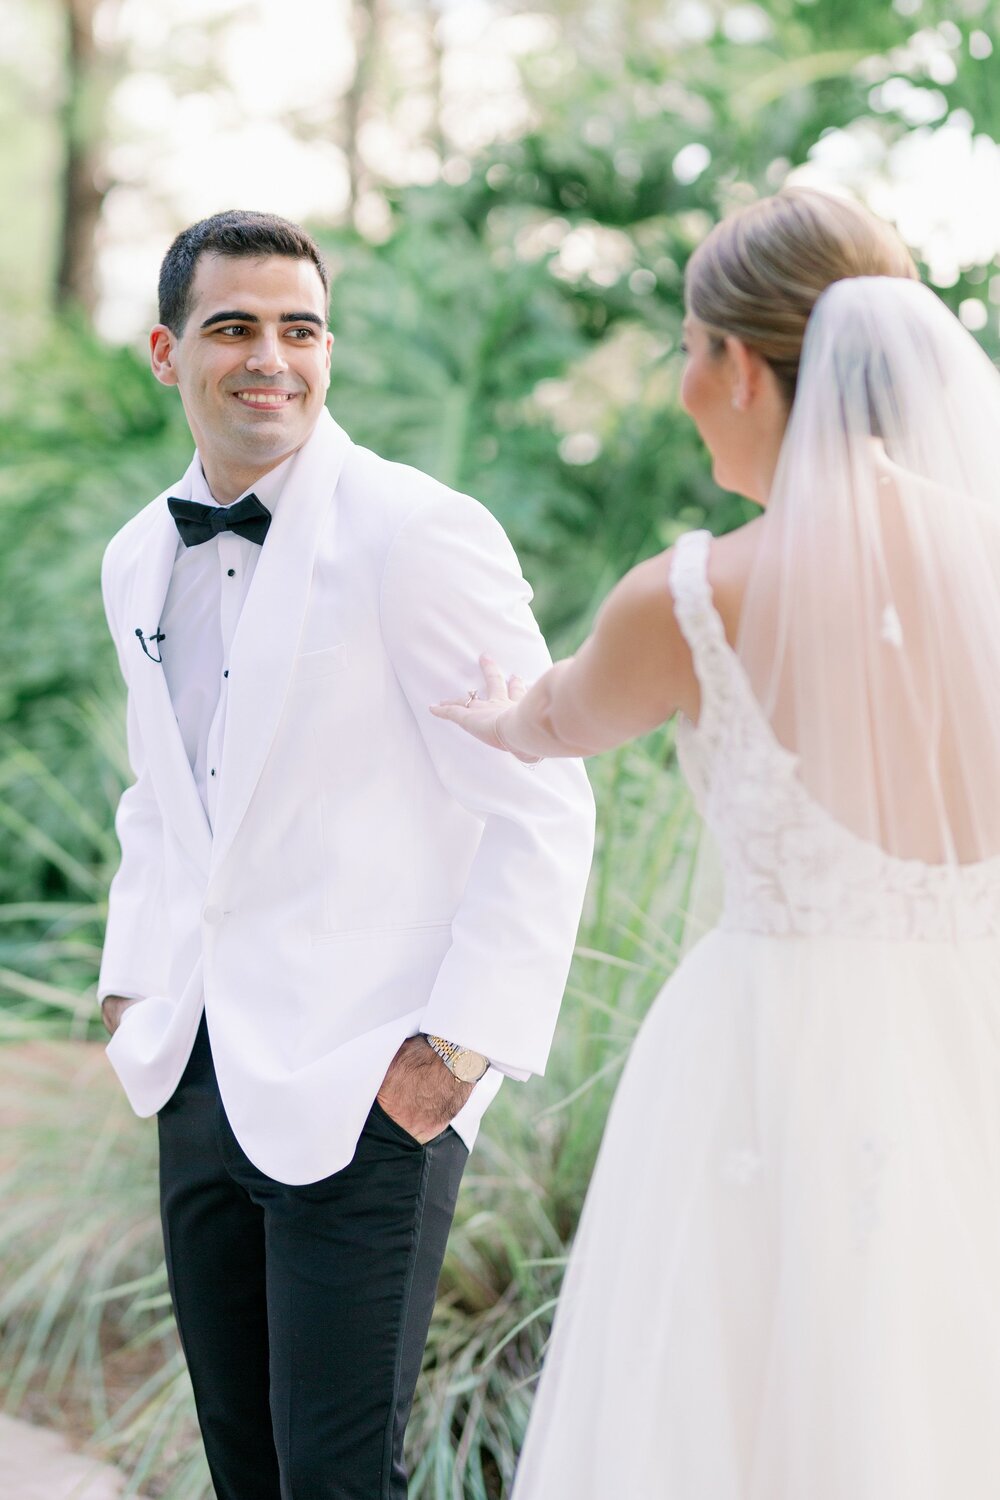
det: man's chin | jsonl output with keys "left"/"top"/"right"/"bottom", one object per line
{"left": 227, "top": 413, "right": 311, "bottom": 459}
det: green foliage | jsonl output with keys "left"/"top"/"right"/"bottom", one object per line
{"left": 324, "top": 210, "right": 586, "bottom": 489}
{"left": 317, "top": 190, "right": 744, "bottom": 641}
{"left": 0, "top": 321, "right": 191, "bottom": 723}
{"left": 0, "top": 695, "right": 123, "bottom": 1038}
{"left": 0, "top": 323, "right": 191, "bottom": 919}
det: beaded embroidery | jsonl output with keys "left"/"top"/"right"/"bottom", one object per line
{"left": 669, "top": 530, "right": 1000, "bottom": 941}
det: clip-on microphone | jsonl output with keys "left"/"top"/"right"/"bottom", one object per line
{"left": 135, "top": 627, "right": 166, "bottom": 664}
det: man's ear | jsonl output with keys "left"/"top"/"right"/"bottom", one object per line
{"left": 150, "top": 325, "right": 180, "bottom": 388}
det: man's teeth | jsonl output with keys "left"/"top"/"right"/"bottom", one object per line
{"left": 236, "top": 392, "right": 292, "bottom": 406}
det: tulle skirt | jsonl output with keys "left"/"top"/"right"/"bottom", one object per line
{"left": 512, "top": 930, "right": 1000, "bottom": 1500}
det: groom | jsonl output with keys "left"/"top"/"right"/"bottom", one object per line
{"left": 98, "top": 209, "right": 595, "bottom": 1500}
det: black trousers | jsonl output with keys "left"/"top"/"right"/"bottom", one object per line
{"left": 157, "top": 1016, "right": 468, "bottom": 1500}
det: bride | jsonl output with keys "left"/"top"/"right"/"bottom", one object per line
{"left": 432, "top": 187, "right": 1000, "bottom": 1498}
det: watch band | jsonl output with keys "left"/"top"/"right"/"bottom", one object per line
{"left": 423, "top": 1033, "right": 490, "bottom": 1083}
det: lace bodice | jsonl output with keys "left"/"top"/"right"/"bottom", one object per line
{"left": 670, "top": 530, "right": 1000, "bottom": 941}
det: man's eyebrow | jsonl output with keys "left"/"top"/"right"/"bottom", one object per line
{"left": 199, "top": 310, "right": 326, "bottom": 329}
{"left": 200, "top": 310, "right": 259, "bottom": 329}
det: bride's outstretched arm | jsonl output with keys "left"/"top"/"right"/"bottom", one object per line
{"left": 431, "top": 548, "right": 698, "bottom": 759}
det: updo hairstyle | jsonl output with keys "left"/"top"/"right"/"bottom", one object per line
{"left": 685, "top": 188, "right": 919, "bottom": 401}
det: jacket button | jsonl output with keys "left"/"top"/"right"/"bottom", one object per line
{"left": 203, "top": 905, "right": 223, "bottom": 926}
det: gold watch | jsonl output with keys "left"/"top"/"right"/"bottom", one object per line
{"left": 423, "top": 1034, "right": 490, "bottom": 1083}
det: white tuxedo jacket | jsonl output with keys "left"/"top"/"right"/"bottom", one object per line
{"left": 99, "top": 410, "right": 595, "bottom": 1184}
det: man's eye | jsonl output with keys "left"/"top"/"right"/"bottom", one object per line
{"left": 219, "top": 325, "right": 247, "bottom": 336}
{"left": 287, "top": 327, "right": 315, "bottom": 339}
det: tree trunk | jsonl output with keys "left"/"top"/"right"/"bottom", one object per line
{"left": 55, "top": 0, "right": 107, "bottom": 317}
{"left": 344, "top": 0, "right": 380, "bottom": 213}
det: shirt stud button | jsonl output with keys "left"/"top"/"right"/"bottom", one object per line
{"left": 227, "top": 568, "right": 235, "bottom": 578}
{"left": 223, "top": 669, "right": 229, "bottom": 679}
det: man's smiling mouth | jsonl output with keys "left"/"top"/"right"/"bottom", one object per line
{"left": 234, "top": 390, "right": 296, "bottom": 408}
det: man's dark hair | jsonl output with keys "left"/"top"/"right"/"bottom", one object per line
{"left": 158, "top": 209, "right": 330, "bottom": 333}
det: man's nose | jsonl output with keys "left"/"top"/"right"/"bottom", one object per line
{"left": 245, "top": 332, "right": 288, "bottom": 375}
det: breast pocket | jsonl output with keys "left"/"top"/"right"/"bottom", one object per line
{"left": 293, "top": 643, "right": 348, "bottom": 684}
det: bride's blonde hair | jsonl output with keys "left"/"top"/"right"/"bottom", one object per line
{"left": 685, "top": 188, "right": 919, "bottom": 400}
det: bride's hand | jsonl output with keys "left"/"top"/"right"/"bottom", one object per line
{"left": 431, "top": 654, "right": 536, "bottom": 760}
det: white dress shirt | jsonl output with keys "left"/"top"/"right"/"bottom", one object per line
{"left": 160, "top": 458, "right": 293, "bottom": 827}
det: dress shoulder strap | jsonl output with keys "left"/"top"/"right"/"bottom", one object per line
{"left": 669, "top": 529, "right": 731, "bottom": 662}
{"left": 668, "top": 529, "right": 740, "bottom": 748}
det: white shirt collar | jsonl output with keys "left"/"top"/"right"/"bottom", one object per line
{"left": 189, "top": 450, "right": 296, "bottom": 514}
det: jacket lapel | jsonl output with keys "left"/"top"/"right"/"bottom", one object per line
{"left": 125, "top": 466, "right": 213, "bottom": 876}
{"left": 210, "top": 411, "right": 352, "bottom": 872}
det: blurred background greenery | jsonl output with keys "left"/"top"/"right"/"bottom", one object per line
{"left": 2, "top": 0, "right": 999, "bottom": 1494}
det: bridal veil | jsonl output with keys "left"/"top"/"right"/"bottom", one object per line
{"left": 738, "top": 274, "right": 1000, "bottom": 881}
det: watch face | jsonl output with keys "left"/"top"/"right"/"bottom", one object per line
{"left": 453, "top": 1050, "right": 489, "bottom": 1083}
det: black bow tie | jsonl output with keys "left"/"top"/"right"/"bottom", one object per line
{"left": 167, "top": 493, "right": 272, "bottom": 548}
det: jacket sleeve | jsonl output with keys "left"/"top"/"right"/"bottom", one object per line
{"left": 379, "top": 491, "right": 596, "bottom": 1077}
{"left": 97, "top": 545, "right": 172, "bottom": 1005}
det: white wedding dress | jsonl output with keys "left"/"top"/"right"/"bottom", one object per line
{"left": 512, "top": 528, "right": 1000, "bottom": 1500}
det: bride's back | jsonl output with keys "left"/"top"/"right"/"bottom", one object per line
{"left": 710, "top": 479, "right": 1000, "bottom": 868}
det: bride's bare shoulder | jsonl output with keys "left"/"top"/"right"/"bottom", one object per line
{"left": 608, "top": 520, "right": 762, "bottom": 638}
{"left": 705, "top": 517, "right": 766, "bottom": 648}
